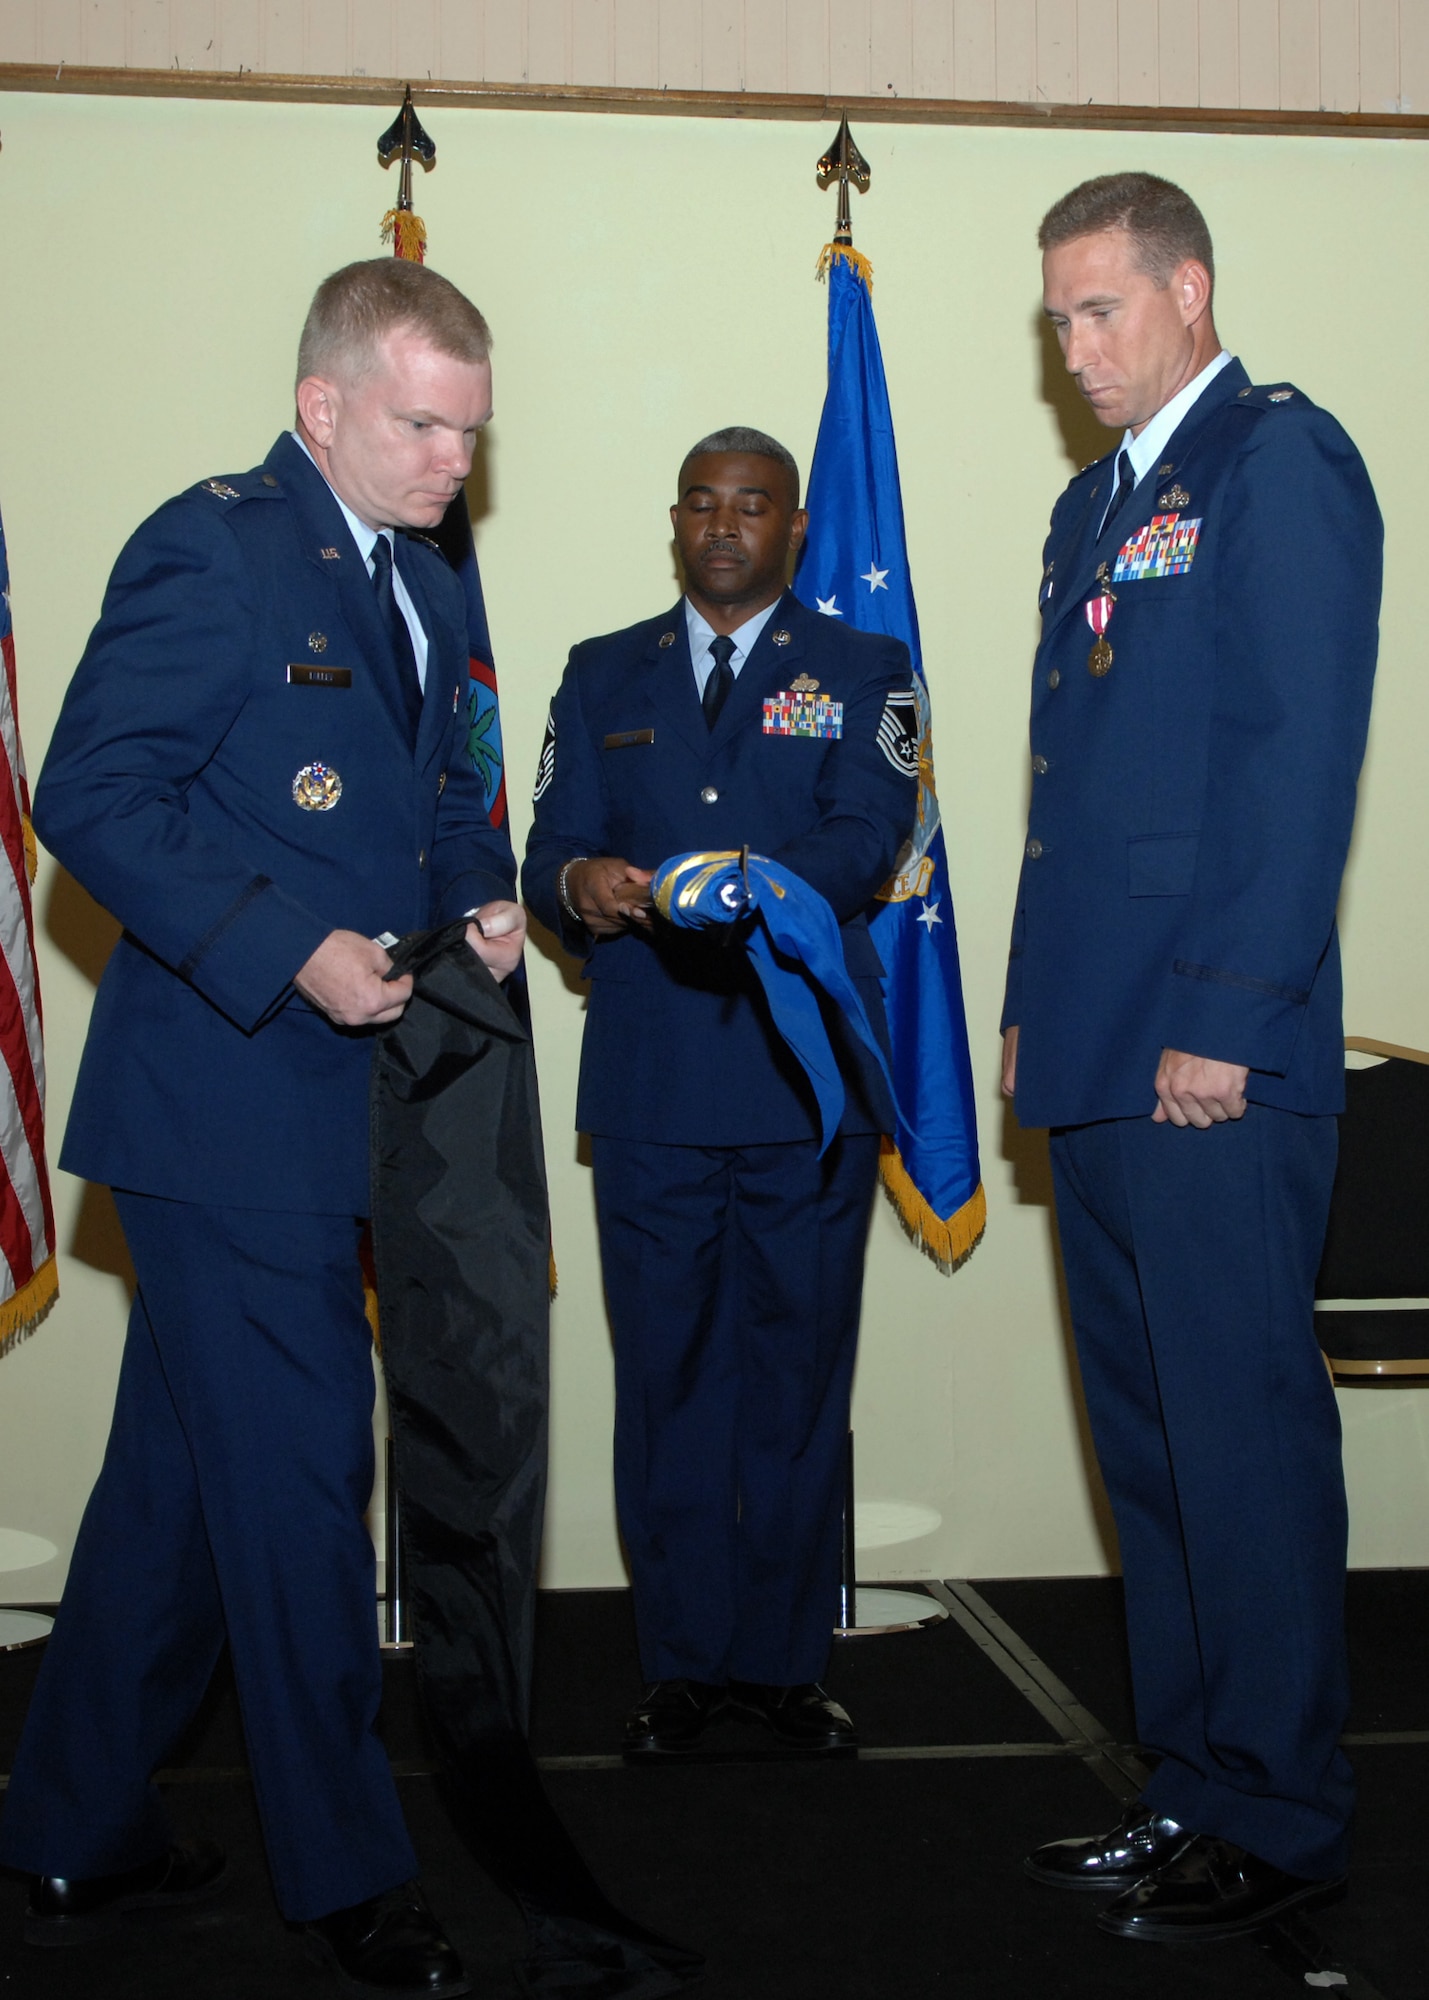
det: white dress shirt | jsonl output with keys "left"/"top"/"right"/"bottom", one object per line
{"left": 684, "top": 596, "right": 782, "bottom": 700}
{"left": 290, "top": 431, "right": 429, "bottom": 687}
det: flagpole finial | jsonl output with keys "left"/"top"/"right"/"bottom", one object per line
{"left": 816, "top": 117, "right": 870, "bottom": 246}
{"left": 378, "top": 86, "right": 437, "bottom": 262}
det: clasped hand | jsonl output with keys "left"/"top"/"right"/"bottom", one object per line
{"left": 294, "top": 901, "right": 527, "bottom": 1026}
{"left": 1000, "top": 1027, "right": 1248, "bottom": 1129}
{"left": 562, "top": 856, "right": 654, "bottom": 937}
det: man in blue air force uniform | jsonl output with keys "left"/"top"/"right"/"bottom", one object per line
{"left": 0, "top": 260, "right": 523, "bottom": 1997}
{"left": 1004, "top": 174, "right": 1380, "bottom": 1942}
{"left": 524, "top": 429, "right": 918, "bottom": 1759}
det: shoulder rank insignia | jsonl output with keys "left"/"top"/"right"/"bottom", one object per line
{"left": 1157, "top": 485, "right": 1190, "bottom": 509}
{"left": 201, "top": 479, "right": 240, "bottom": 500}
{"left": 1268, "top": 388, "right": 1294, "bottom": 402}
{"left": 292, "top": 762, "right": 342, "bottom": 811}
{"left": 789, "top": 672, "right": 819, "bottom": 693}
{"left": 658, "top": 631, "right": 676, "bottom": 649}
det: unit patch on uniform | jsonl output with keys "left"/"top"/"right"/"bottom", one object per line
{"left": 1114, "top": 513, "right": 1202, "bottom": 582}
{"left": 763, "top": 691, "right": 843, "bottom": 739}
{"left": 292, "top": 762, "right": 342, "bottom": 811}
{"left": 875, "top": 689, "right": 920, "bottom": 776}
{"left": 532, "top": 706, "right": 556, "bottom": 801}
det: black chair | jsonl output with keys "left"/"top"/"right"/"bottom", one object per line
{"left": 1315, "top": 1037, "right": 1429, "bottom": 1386}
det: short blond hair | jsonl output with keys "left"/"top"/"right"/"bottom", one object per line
{"left": 296, "top": 259, "right": 491, "bottom": 388}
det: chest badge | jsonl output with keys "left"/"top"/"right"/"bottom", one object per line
{"left": 1157, "top": 485, "right": 1190, "bottom": 509}
{"left": 308, "top": 631, "right": 328, "bottom": 654}
{"left": 789, "top": 672, "right": 820, "bottom": 693}
{"left": 1084, "top": 563, "right": 1116, "bottom": 677}
{"left": 292, "top": 762, "right": 342, "bottom": 811}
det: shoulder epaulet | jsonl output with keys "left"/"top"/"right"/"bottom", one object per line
{"left": 193, "top": 468, "right": 282, "bottom": 504}
{"left": 1230, "top": 382, "right": 1305, "bottom": 411}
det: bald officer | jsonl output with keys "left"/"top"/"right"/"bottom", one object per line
{"left": 1004, "top": 174, "right": 1380, "bottom": 1943}
{"left": 1, "top": 260, "right": 521, "bottom": 1997}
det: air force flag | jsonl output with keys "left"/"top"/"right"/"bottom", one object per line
{"left": 794, "top": 246, "right": 985, "bottom": 1270}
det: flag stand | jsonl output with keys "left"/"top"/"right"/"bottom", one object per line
{"left": 833, "top": 1432, "right": 947, "bottom": 1637}
{"left": 379, "top": 1435, "right": 413, "bottom": 1651}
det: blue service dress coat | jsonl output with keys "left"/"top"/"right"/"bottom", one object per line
{"left": 523, "top": 589, "right": 916, "bottom": 1140}
{"left": 523, "top": 589, "right": 917, "bottom": 1686}
{"left": 0, "top": 434, "right": 518, "bottom": 1922}
{"left": 40, "top": 431, "right": 515, "bottom": 1215}
{"left": 1002, "top": 359, "right": 1381, "bottom": 1123}
{"left": 1001, "top": 359, "right": 1382, "bottom": 1883}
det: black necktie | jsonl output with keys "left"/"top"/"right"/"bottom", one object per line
{"left": 702, "top": 634, "right": 736, "bottom": 731}
{"left": 370, "top": 534, "right": 423, "bottom": 742}
{"left": 1101, "top": 449, "right": 1137, "bottom": 538}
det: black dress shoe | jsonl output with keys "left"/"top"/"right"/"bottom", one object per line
{"left": 1097, "top": 1833, "right": 1346, "bottom": 1942}
{"left": 24, "top": 1839, "right": 228, "bottom": 1946}
{"left": 729, "top": 1680, "right": 859, "bottom": 1753}
{"left": 1024, "top": 1805, "right": 1193, "bottom": 1891}
{"left": 305, "top": 1882, "right": 469, "bottom": 1996}
{"left": 622, "top": 1678, "right": 728, "bottom": 1759}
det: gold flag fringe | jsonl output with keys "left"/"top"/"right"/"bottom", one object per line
{"left": 0, "top": 1256, "right": 59, "bottom": 1361}
{"left": 22, "top": 811, "right": 37, "bottom": 887}
{"left": 879, "top": 1141, "right": 986, "bottom": 1275}
{"left": 381, "top": 209, "right": 428, "bottom": 264}
{"left": 816, "top": 242, "right": 874, "bottom": 290}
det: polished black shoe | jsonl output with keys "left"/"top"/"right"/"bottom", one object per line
{"left": 1024, "top": 1805, "right": 1193, "bottom": 1892}
{"left": 1097, "top": 1834, "right": 1346, "bottom": 1942}
{"left": 305, "top": 1882, "right": 470, "bottom": 1996}
{"left": 729, "top": 1680, "right": 859, "bottom": 1753}
{"left": 24, "top": 1840, "right": 228, "bottom": 1946}
{"left": 622, "top": 1677, "right": 728, "bottom": 1760}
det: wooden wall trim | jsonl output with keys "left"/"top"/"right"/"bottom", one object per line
{"left": 4, "top": 61, "right": 1429, "bottom": 139}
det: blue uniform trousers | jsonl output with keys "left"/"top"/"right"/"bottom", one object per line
{"left": 0, "top": 1194, "right": 417, "bottom": 1921}
{"left": 592, "top": 1133, "right": 880, "bottom": 1688}
{"left": 1049, "top": 1106, "right": 1353, "bottom": 1881}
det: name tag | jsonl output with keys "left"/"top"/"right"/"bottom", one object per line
{"left": 287, "top": 664, "right": 352, "bottom": 688}
{"left": 603, "top": 728, "right": 655, "bottom": 749}
{"left": 1113, "top": 513, "right": 1202, "bottom": 582}
{"left": 763, "top": 692, "right": 843, "bottom": 739}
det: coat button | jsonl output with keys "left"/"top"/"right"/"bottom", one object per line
{"left": 1026, "top": 838, "right": 1043, "bottom": 859}
{"left": 700, "top": 786, "right": 719, "bottom": 804}
{"left": 1031, "top": 755, "right": 1048, "bottom": 775}
{"left": 1048, "top": 668, "right": 1061, "bottom": 689}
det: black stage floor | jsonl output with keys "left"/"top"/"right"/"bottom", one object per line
{"left": 1, "top": 1573, "right": 1424, "bottom": 1999}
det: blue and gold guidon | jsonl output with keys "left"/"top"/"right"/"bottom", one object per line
{"left": 652, "top": 849, "right": 894, "bottom": 1156}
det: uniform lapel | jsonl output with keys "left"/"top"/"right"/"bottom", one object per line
{"left": 266, "top": 434, "right": 419, "bottom": 749}
{"left": 641, "top": 603, "right": 708, "bottom": 759}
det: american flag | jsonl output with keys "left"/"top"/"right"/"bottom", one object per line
{"left": 0, "top": 506, "right": 57, "bottom": 1358}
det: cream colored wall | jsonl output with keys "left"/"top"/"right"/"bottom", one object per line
{"left": 0, "top": 93, "right": 1425, "bottom": 1606}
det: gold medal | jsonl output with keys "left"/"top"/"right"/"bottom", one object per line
{"left": 1088, "top": 636, "right": 1113, "bottom": 677}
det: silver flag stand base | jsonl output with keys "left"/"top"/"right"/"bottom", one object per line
{"left": 378, "top": 1434, "right": 414, "bottom": 1652}
{"left": 0, "top": 1608, "right": 53, "bottom": 1652}
{"left": 833, "top": 1431, "right": 948, "bottom": 1637}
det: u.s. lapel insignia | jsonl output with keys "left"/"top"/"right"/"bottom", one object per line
{"left": 201, "top": 479, "right": 240, "bottom": 500}
{"left": 789, "top": 672, "right": 820, "bottom": 692}
{"left": 658, "top": 631, "right": 676, "bottom": 649}
{"left": 308, "top": 632, "right": 328, "bottom": 654}
{"left": 319, "top": 547, "right": 342, "bottom": 561}
{"left": 772, "top": 629, "right": 792, "bottom": 646}
{"left": 292, "top": 762, "right": 342, "bottom": 811}
{"left": 1157, "top": 484, "right": 1190, "bottom": 509}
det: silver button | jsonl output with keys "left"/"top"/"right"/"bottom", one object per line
{"left": 1048, "top": 668, "right": 1061, "bottom": 689}
{"left": 417, "top": 848, "right": 426, "bottom": 868}
{"left": 1031, "top": 755, "right": 1048, "bottom": 775}
{"left": 700, "top": 786, "right": 719, "bottom": 804}
{"left": 1026, "top": 838, "right": 1043, "bottom": 859}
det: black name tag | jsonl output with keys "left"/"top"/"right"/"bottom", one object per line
{"left": 287, "top": 665, "right": 352, "bottom": 688}
{"left": 603, "top": 728, "right": 654, "bottom": 749}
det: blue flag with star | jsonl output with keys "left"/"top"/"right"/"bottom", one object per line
{"left": 793, "top": 247, "right": 984, "bottom": 1270}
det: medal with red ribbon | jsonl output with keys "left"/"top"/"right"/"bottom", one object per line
{"left": 1084, "top": 563, "right": 1116, "bottom": 677}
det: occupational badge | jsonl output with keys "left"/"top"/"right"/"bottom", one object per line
{"left": 532, "top": 706, "right": 556, "bottom": 801}
{"left": 1157, "top": 485, "right": 1190, "bottom": 509}
{"left": 308, "top": 632, "right": 328, "bottom": 654}
{"left": 762, "top": 691, "right": 843, "bottom": 739}
{"left": 1084, "top": 565, "right": 1116, "bottom": 677}
{"left": 1114, "top": 513, "right": 1202, "bottom": 583}
{"left": 292, "top": 762, "right": 342, "bottom": 811}
{"left": 789, "top": 673, "right": 820, "bottom": 693}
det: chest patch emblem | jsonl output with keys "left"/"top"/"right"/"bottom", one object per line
{"left": 1113, "top": 512, "right": 1202, "bottom": 582}
{"left": 763, "top": 691, "right": 843, "bottom": 739}
{"left": 292, "top": 762, "right": 342, "bottom": 811}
